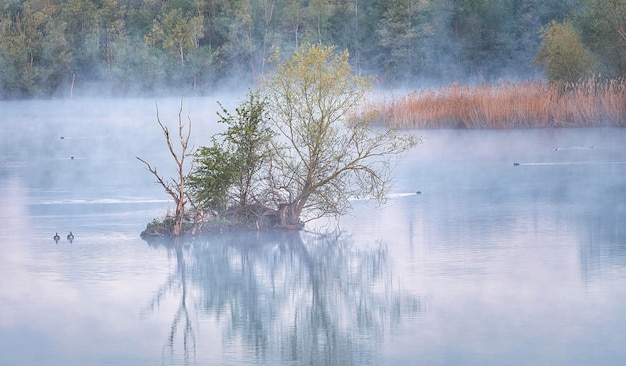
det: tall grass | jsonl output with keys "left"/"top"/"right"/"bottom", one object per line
{"left": 363, "top": 79, "right": 626, "bottom": 129}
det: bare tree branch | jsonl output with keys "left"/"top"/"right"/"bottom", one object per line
{"left": 137, "top": 99, "right": 195, "bottom": 236}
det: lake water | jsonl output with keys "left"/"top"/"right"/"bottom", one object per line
{"left": 1, "top": 98, "right": 626, "bottom": 365}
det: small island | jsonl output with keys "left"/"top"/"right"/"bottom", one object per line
{"left": 138, "top": 44, "right": 418, "bottom": 238}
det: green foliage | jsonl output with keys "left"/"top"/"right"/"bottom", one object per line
{"left": 189, "top": 91, "right": 274, "bottom": 215}
{"left": 451, "top": 0, "right": 517, "bottom": 77}
{"left": 143, "top": 8, "right": 210, "bottom": 91}
{"left": 260, "top": 43, "right": 418, "bottom": 226}
{"left": 144, "top": 8, "right": 204, "bottom": 67}
{"left": 576, "top": 0, "right": 626, "bottom": 78}
{"left": 142, "top": 216, "right": 176, "bottom": 237}
{"left": 7, "top": 0, "right": 625, "bottom": 96}
{"left": 60, "top": 0, "right": 100, "bottom": 78}
{"left": 376, "top": 0, "right": 433, "bottom": 80}
{"left": 189, "top": 144, "right": 235, "bottom": 214}
{"left": 0, "top": 0, "right": 69, "bottom": 97}
{"left": 188, "top": 44, "right": 417, "bottom": 230}
{"left": 217, "top": 92, "right": 275, "bottom": 207}
{"left": 536, "top": 20, "right": 593, "bottom": 82}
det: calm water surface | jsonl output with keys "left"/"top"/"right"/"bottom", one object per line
{"left": 1, "top": 98, "right": 625, "bottom": 365}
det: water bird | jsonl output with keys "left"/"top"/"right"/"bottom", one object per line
{"left": 416, "top": 191, "right": 422, "bottom": 194}
{"left": 53, "top": 232, "right": 60, "bottom": 241}
{"left": 67, "top": 232, "right": 74, "bottom": 241}
{"left": 554, "top": 145, "right": 594, "bottom": 151}
{"left": 70, "top": 156, "right": 75, "bottom": 160}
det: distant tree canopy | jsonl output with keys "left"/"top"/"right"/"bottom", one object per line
{"left": 536, "top": 20, "right": 593, "bottom": 82}
{"left": 0, "top": 0, "right": 623, "bottom": 97}
{"left": 575, "top": 0, "right": 626, "bottom": 79}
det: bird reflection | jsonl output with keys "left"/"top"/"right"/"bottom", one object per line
{"left": 146, "top": 231, "right": 422, "bottom": 365}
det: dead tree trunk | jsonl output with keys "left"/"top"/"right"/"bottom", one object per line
{"left": 137, "top": 101, "right": 193, "bottom": 236}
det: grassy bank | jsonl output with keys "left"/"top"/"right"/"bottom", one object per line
{"left": 366, "top": 79, "right": 626, "bottom": 129}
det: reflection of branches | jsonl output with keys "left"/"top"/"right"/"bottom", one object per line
{"left": 188, "top": 230, "right": 421, "bottom": 364}
{"left": 163, "top": 239, "right": 196, "bottom": 364}
{"left": 145, "top": 238, "right": 196, "bottom": 365}
{"left": 164, "top": 297, "right": 195, "bottom": 365}
{"left": 145, "top": 230, "right": 422, "bottom": 365}
{"left": 275, "top": 232, "right": 422, "bottom": 365}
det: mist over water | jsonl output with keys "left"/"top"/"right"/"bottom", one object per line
{"left": 1, "top": 99, "right": 626, "bottom": 365}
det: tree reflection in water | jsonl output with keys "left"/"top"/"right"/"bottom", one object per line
{"left": 147, "top": 237, "right": 196, "bottom": 364}
{"left": 147, "top": 231, "right": 422, "bottom": 365}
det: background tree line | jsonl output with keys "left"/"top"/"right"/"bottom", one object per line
{"left": 0, "top": 0, "right": 623, "bottom": 98}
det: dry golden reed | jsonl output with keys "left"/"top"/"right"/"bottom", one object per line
{"left": 364, "top": 79, "right": 626, "bottom": 129}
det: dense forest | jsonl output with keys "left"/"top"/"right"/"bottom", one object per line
{"left": 0, "top": 0, "right": 624, "bottom": 98}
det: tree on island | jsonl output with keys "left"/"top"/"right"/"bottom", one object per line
{"left": 188, "top": 92, "right": 277, "bottom": 230}
{"left": 137, "top": 101, "right": 194, "bottom": 236}
{"left": 258, "top": 43, "right": 419, "bottom": 228}
{"left": 141, "top": 43, "right": 418, "bottom": 236}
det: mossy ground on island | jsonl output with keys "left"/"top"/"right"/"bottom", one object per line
{"left": 140, "top": 204, "right": 304, "bottom": 238}
{"left": 140, "top": 216, "right": 187, "bottom": 238}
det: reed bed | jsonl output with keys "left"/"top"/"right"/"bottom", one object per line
{"left": 364, "top": 79, "right": 626, "bottom": 129}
